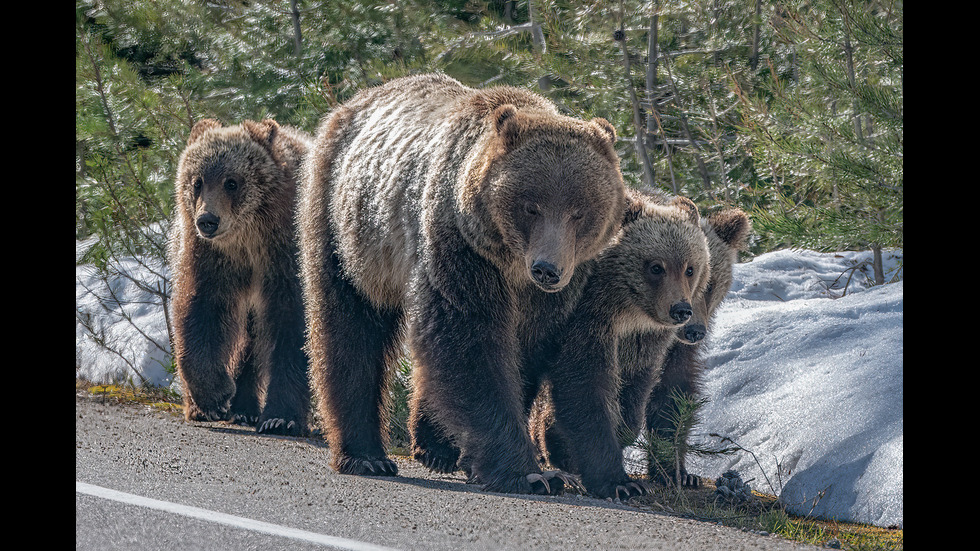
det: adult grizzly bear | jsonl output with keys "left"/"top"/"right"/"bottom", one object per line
{"left": 642, "top": 207, "right": 751, "bottom": 486}
{"left": 169, "top": 118, "right": 312, "bottom": 436}
{"left": 529, "top": 190, "right": 711, "bottom": 497}
{"left": 298, "top": 73, "right": 625, "bottom": 494}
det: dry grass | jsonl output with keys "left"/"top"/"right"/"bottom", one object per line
{"left": 76, "top": 379, "right": 182, "bottom": 415}
{"left": 629, "top": 476, "right": 903, "bottom": 550}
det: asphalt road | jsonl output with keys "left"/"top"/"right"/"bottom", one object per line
{"left": 75, "top": 392, "right": 817, "bottom": 550}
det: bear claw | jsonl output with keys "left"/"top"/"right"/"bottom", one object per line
{"left": 413, "top": 447, "right": 460, "bottom": 474}
{"left": 527, "top": 470, "right": 580, "bottom": 496}
{"left": 336, "top": 455, "right": 399, "bottom": 477}
{"left": 232, "top": 413, "right": 259, "bottom": 426}
{"left": 526, "top": 473, "right": 551, "bottom": 494}
{"left": 256, "top": 418, "right": 301, "bottom": 436}
{"left": 612, "top": 480, "right": 649, "bottom": 501}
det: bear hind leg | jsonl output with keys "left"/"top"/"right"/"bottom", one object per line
{"left": 254, "top": 288, "right": 313, "bottom": 437}
{"left": 311, "top": 275, "right": 401, "bottom": 476}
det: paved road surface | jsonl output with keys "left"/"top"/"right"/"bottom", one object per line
{"left": 75, "top": 393, "right": 816, "bottom": 550}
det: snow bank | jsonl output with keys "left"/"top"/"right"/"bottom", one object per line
{"left": 685, "top": 249, "right": 903, "bottom": 528}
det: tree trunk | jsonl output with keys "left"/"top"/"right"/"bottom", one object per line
{"left": 617, "top": 28, "right": 656, "bottom": 189}
{"left": 751, "top": 0, "right": 761, "bottom": 70}
{"left": 290, "top": 0, "right": 302, "bottom": 59}
{"left": 527, "top": 0, "right": 546, "bottom": 56}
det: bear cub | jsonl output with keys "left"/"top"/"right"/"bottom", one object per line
{"left": 169, "top": 118, "right": 312, "bottom": 436}
{"left": 641, "top": 206, "right": 751, "bottom": 485}
{"left": 531, "top": 189, "right": 711, "bottom": 499}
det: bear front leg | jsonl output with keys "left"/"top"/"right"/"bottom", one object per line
{"left": 306, "top": 262, "right": 401, "bottom": 476}
{"left": 549, "top": 326, "right": 649, "bottom": 500}
{"left": 409, "top": 272, "right": 574, "bottom": 496}
{"left": 644, "top": 342, "right": 704, "bottom": 487}
{"left": 616, "top": 332, "right": 672, "bottom": 449}
{"left": 409, "top": 394, "right": 461, "bottom": 473}
{"left": 228, "top": 324, "right": 261, "bottom": 426}
{"left": 173, "top": 289, "right": 241, "bottom": 423}
{"left": 253, "top": 271, "right": 312, "bottom": 437}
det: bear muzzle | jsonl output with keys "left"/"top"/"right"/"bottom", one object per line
{"left": 196, "top": 212, "right": 221, "bottom": 239}
{"left": 669, "top": 301, "right": 693, "bottom": 324}
{"left": 530, "top": 260, "right": 563, "bottom": 291}
{"left": 681, "top": 322, "right": 706, "bottom": 343}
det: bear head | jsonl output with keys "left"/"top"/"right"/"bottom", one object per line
{"left": 175, "top": 118, "right": 290, "bottom": 247}
{"left": 607, "top": 193, "right": 711, "bottom": 331}
{"left": 675, "top": 207, "right": 752, "bottom": 344}
{"left": 467, "top": 104, "right": 626, "bottom": 293}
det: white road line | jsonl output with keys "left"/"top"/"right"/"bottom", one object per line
{"left": 76, "top": 482, "right": 400, "bottom": 551}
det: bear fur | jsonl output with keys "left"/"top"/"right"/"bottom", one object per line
{"left": 528, "top": 189, "right": 711, "bottom": 497}
{"left": 169, "top": 118, "right": 312, "bottom": 436}
{"left": 642, "top": 206, "right": 751, "bottom": 485}
{"left": 297, "top": 73, "right": 626, "bottom": 494}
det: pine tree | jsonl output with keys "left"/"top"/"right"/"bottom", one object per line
{"left": 735, "top": 0, "right": 902, "bottom": 277}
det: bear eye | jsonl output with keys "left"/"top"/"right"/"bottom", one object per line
{"left": 705, "top": 283, "right": 714, "bottom": 294}
{"left": 224, "top": 178, "right": 238, "bottom": 191}
{"left": 524, "top": 203, "right": 539, "bottom": 216}
{"left": 570, "top": 211, "right": 584, "bottom": 221}
{"left": 685, "top": 266, "right": 694, "bottom": 277}
{"left": 193, "top": 177, "right": 203, "bottom": 190}
{"left": 649, "top": 263, "right": 664, "bottom": 275}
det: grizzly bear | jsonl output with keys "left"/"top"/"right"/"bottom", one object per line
{"left": 642, "top": 206, "right": 751, "bottom": 486}
{"left": 528, "top": 190, "right": 711, "bottom": 498}
{"left": 169, "top": 118, "right": 312, "bottom": 436}
{"left": 297, "top": 73, "right": 626, "bottom": 494}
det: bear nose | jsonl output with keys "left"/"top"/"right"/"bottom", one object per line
{"left": 670, "top": 302, "right": 693, "bottom": 324}
{"left": 683, "top": 323, "right": 706, "bottom": 343}
{"left": 530, "top": 260, "right": 561, "bottom": 287}
{"left": 196, "top": 212, "right": 220, "bottom": 237}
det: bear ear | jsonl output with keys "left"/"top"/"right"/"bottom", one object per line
{"left": 492, "top": 104, "right": 526, "bottom": 150}
{"left": 590, "top": 117, "right": 617, "bottom": 144}
{"left": 493, "top": 104, "right": 518, "bottom": 133}
{"left": 708, "top": 208, "right": 752, "bottom": 249}
{"left": 242, "top": 118, "right": 280, "bottom": 147}
{"left": 671, "top": 196, "right": 701, "bottom": 226}
{"left": 622, "top": 193, "right": 644, "bottom": 226}
{"left": 188, "top": 119, "right": 223, "bottom": 145}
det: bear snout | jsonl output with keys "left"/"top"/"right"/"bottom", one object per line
{"left": 530, "top": 260, "right": 562, "bottom": 289}
{"left": 196, "top": 212, "right": 221, "bottom": 238}
{"left": 682, "top": 322, "right": 706, "bottom": 343}
{"left": 669, "top": 302, "right": 693, "bottom": 324}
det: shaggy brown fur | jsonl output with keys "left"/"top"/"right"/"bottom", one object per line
{"left": 297, "top": 73, "right": 625, "bottom": 494}
{"left": 169, "top": 118, "right": 312, "bottom": 436}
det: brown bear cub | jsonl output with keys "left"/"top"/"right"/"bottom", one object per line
{"left": 297, "top": 73, "right": 626, "bottom": 495}
{"left": 642, "top": 206, "right": 751, "bottom": 486}
{"left": 529, "top": 190, "right": 711, "bottom": 498}
{"left": 169, "top": 118, "right": 312, "bottom": 436}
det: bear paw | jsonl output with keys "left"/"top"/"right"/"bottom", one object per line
{"left": 184, "top": 380, "right": 235, "bottom": 423}
{"left": 479, "top": 469, "right": 580, "bottom": 496}
{"left": 334, "top": 454, "right": 399, "bottom": 477}
{"left": 412, "top": 443, "right": 460, "bottom": 474}
{"left": 256, "top": 417, "right": 307, "bottom": 437}
{"left": 652, "top": 467, "right": 702, "bottom": 488}
{"left": 589, "top": 477, "right": 651, "bottom": 501}
{"left": 230, "top": 413, "right": 258, "bottom": 426}
{"left": 678, "top": 472, "right": 702, "bottom": 488}
{"left": 186, "top": 401, "right": 232, "bottom": 423}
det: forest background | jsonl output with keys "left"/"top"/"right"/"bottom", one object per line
{"left": 75, "top": 0, "right": 903, "bottom": 378}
